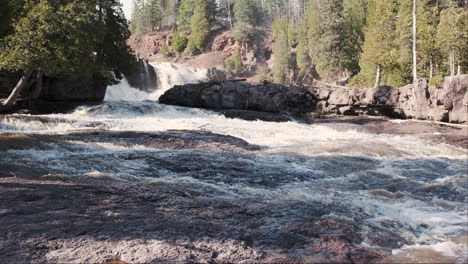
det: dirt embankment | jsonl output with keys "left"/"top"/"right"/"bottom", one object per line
{"left": 128, "top": 30, "right": 274, "bottom": 76}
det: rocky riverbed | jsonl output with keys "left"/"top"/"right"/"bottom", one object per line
{"left": 0, "top": 101, "right": 467, "bottom": 263}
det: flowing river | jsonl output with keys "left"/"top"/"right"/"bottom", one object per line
{"left": 0, "top": 64, "right": 467, "bottom": 263}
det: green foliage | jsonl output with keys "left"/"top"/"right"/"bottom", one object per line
{"left": 273, "top": 32, "right": 289, "bottom": 84}
{"left": 233, "top": 0, "right": 261, "bottom": 42}
{"left": 254, "top": 63, "right": 270, "bottom": 83}
{"left": 429, "top": 75, "right": 444, "bottom": 87}
{"left": 353, "top": 0, "right": 400, "bottom": 87}
{"left": 0, "top": 1, "right": 96, "bottom": 74}
{"left": 172, "top": 31, "right": 188, "bottom": 55}
{"left": 436, "top": 7, "right": 466, "bottom": 75}
{"left": 341, "top": 0, "right": 366, "bottom": 74}
{"left": 417, "top": 0, "right": 440, "bottom": 78}
{"left": 161, "top": 42, "right": 169, "bottom": 57}
{"left": 178, "top": 0, "right": 195, "bottom": 30}
{"left": 272, "top": 17, "right": 288, "bottom": 40}
{"left": 0, "top": 0, "right": 135, "bottom": 78}
{"left": 314, "top": 0, "right": 346, "bottom": 81}
{"left": 186, "top": 38, "right": 198, "bottom": 55}
{"left": 189, "top": 0, "right": 211, "bottom": 52}
{"left": 224, "top": 48, "right": 243, "bottom": 75}
{"left": 296, "top": 20, "right": 310, "bottom": 74}
{"left": 306, "top": 0, "right": 322, "bottom": 63}
{"left": 130, "top": 0, "right": 179, "bottom": 36}
{"left": 287, "top": 21, "right": 298, "bottom": 47}
{"left": 394, "top": 0, "right": 413, "bottom": 85}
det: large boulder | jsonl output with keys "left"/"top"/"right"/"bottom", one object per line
{"left": 160, "top": 81, "right": 318, "bottom": 115}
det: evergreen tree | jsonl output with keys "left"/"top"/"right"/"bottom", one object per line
{"left": 234, "top": 0, "right": 261, "bottom": 42}
{"left": 436, "top": 7, "right": 466, "bottom": 76}
{"left": 273, "top": 32, "right": 290, "bottom": 84}
{"left": 341, "top": 0, "right": 366, "bottom": 76}
{"left": 296, "top": 20, "right": 311, "bottom": 74}
{"left": 395, "top": 0, "right": 413, "bottom": 85}
{"left": 0, "top": 0, "right": 135, "bottom": 109}
{"left": 417, "top": 0, "right": 440, "bottom": 78}
{"left": 189, "top": 0, "right": 211, "bottom": 52}
{"left": 306, "top": 0, "right": 321, "bottom": 67}
{"left": 178, "top": 0, "right": 195, "bottom": 30}
{"left": 314, "top": 0, "right": 345, "bottom": 81}
{"left": 172, "top": 31, "right": 188, "bottom": 55}
{"left": 352, "top": 0, "right": 399, "bottom": 88}
{"left": 224, "top": 48, "right": 244, "bottom": 75}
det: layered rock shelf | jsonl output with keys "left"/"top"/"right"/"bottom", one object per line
{"left": 160, "top": 75, "right": 468, "bottom": 124}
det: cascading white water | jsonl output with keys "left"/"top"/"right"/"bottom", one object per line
{"left": 104, "top": 62, "right": 210, "bottom": 101}
{"left": 1, "top": 64, "right": 467, "bottom": 263}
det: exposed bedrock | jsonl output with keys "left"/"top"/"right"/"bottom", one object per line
{"left": 159, "top": 81, "right": 318, "bottom": 115}
{"left": 160, "top": 75, "right": 468, "bottom": 123}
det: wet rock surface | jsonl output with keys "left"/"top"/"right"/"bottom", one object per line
{"left": 0, "top": 112, "right": 466, "bottom": 263}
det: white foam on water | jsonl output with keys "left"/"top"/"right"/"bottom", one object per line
{"left": 104, "top": 78, "right": 151, "bottom": 101}
{"left": 1, "top": 65, "right": 467, "bottom": 262}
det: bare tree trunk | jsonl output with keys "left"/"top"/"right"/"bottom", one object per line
{"left": 31, "top": 71, "right": 43, "bottom": 99}
{"left": 1, "top": 70, "right": 34, "bottom": 110}
{"left": 429, "top": 60, "right": 433, "bottom": 78}
{"left": 227, "top": 0, "right": 233, "bottom": 29}
{"left": 449, "top": 50, "right": 455, "bottom": 76}
{"left": 374, "top": 64, "right": 381, "bottom": 89}
{"left": 412, "top": 0, "right": 418, "bottom": 82}
{"left": 457, "top": 63, "right": 461, "bottom": 75}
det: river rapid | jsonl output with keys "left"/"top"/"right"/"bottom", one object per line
{"left": 0, "top": 64, "right": 467, "bottom": 263}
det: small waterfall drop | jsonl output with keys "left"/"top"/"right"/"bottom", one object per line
{"left": 105, "top": 62, "right": 212, "bottom": 102}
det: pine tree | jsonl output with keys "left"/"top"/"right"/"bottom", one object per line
{"left": 233, "top": 0, "right": 261, "bottom": 42}
{"left": 178, "top": 0, "right": 195, "bottom": 30}
{"left": 189, "top": 0, "right": 211, "bottom": 52}
{"left": 395, "top": 0, "right": 413, "bottom": 85}
{"left": 172, "top": 31, "right": 188, "bottom": 55}
{"left": 273, "top": 32, "right": 290, "bottom": 84}
{"left": 352, "top": 0, "right": 399, "bottom": 88}
{"left": 306, "top": 0, "right": 321, "bottom": 68}
{"left": 436, "top": 7, "right": 466, "bottom": 76}
{"left": 0, "top": 0, "right": 135, "bottom": 110}
{"left": 341, "top": 0, "right": 366, "bottom": 76}
{"left": 417, "top": 0, "right": 440, "bottom": 78}
{"left": 314, "top": 0, "right": 345, "bottom": 81}
{"left": 296, "top": 20, "right": 311, "bottom": 75}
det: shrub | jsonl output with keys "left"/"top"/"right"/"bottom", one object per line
{"left": 172, "top": 32, "right": 188, "bottom": 55}
{"left": 429, "top": 75, "right": 444, "bottom": 88}
{"left": 224, "top": 48, "right": 243, "bottom": 76}
{"left": 254, "top": 64, "right": 270, "bottom": 83}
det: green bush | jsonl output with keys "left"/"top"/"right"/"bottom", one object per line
{"left": 161, "top": 42, "right": 168, "bottom": 57}
{"left": 172, "top": 32, "right": 188, "bottom": 55}
{"left": 254, "top": 64, "right": 270, "bottom": 83}
{"left": 186, "top": 38, "right": 198, "bottom": 55}
{"left": 224, "top": 48, "right": 243, "bottom": 75}
{"left": 429, "top": 75, "right": 445, "bottom": 88}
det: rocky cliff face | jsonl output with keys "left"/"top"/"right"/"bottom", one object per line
{"left": 159, "top": 75, "right": 468, "bottom": 123}
{"left": 125, "top": 59, "right": 158, "bottom": 92}
{"left": 320, "top": 75, "right": 468, "bottom": 123}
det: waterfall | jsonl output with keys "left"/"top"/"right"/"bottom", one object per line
{"left": 105, "top": 62, "right": 212, "bottom": 102}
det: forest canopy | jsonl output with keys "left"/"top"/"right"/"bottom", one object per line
{"left": 130, "top": 0, "right": 467, "bottom": 86}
